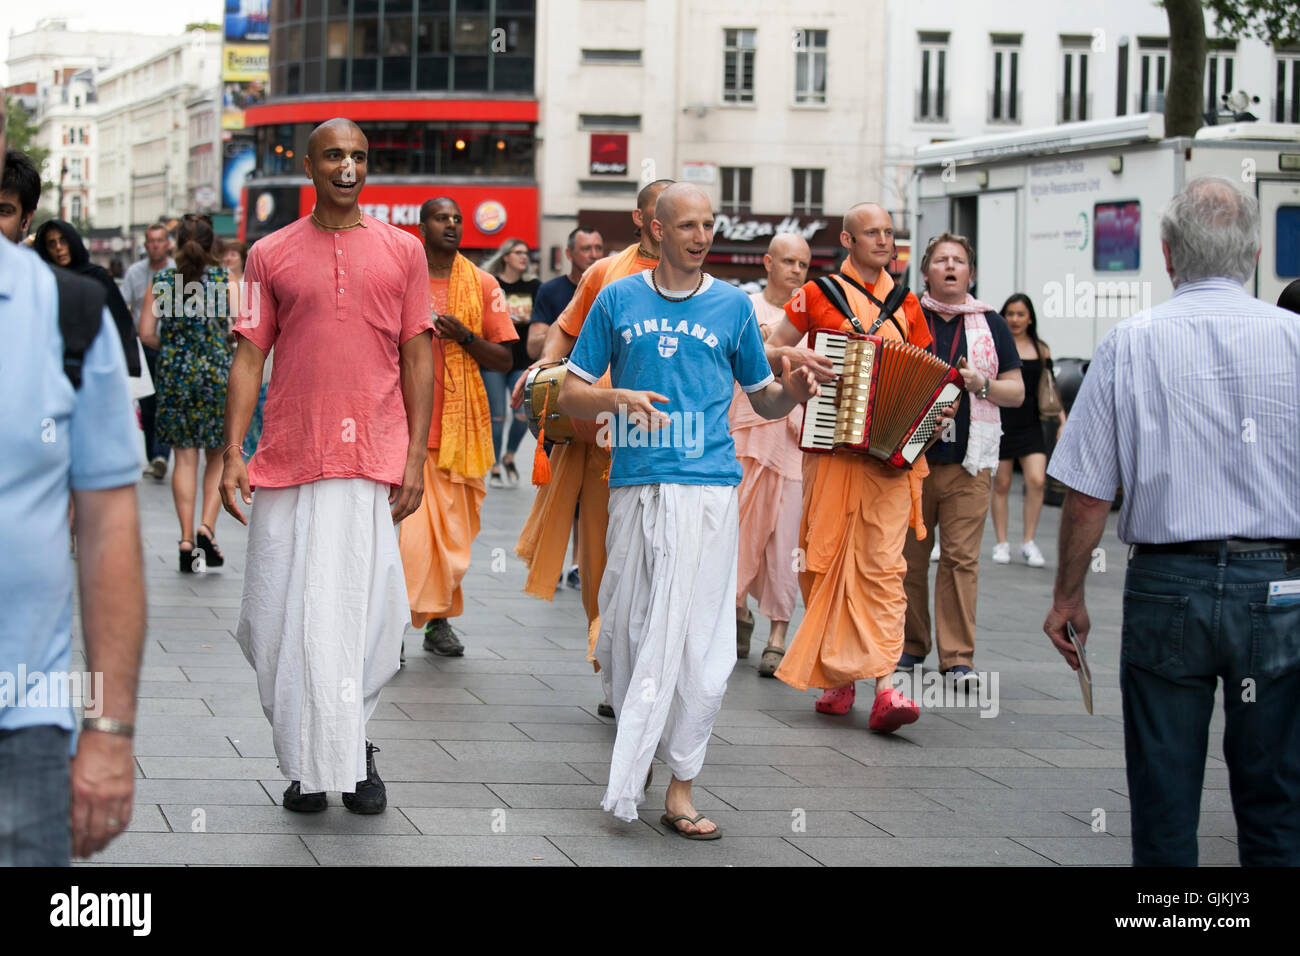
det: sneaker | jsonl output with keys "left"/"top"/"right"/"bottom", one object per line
{"left": 896, "top": 651, "right": 926, "bottom": 670}
{"left": 597, "top": 700, "right": 615, "bottom": 719}
{"left": 1021, "top": 540, "right": 1046, "bottom": 568}
{"left": 565, "top": 564, "right": 581, "bottom": 591}
{"left": 399, "top": 640, "right": 406, "bottom": 669}
{"left": 991, "top": 541, "right": 1011, "bottom": 564}
{"left": 488, "top": 468, "right": 506, "bottom": 489}
{"left": 342, "top": 741, "right": 386, "bottom": 814}
{"left": 945, "top": 665, "right": 980, "bottom": 688}
{"left": 503, "top": 460, "right": 520, "bottom": 487}
{"left": 282, "top": 781, "right": 327, "bottom": 813}
{"left": 869, "top": 687, "right": 920, "bottom": 734}
{"left": 929, "top": 540, "right": 940, "bottom": 563}
{"left": 423, "top": 618, "right": 464, "bottom": 656}
{"left": 149, "top": 456, "right": 167, "bottom": 480}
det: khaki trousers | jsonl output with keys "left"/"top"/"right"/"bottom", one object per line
{"left": 902, "top": 462, "right": 992, "bottom": 670}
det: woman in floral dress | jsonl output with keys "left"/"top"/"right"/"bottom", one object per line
{"left": 138, "top": 214, "right": 232, "bottom": 573}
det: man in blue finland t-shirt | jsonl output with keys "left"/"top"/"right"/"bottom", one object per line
{"left": 560, "top": 183, "right": 819, "bottom": 838}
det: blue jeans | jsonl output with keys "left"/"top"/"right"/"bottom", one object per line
{"left": 0, "top": 725, "right": 71, "bottom": 866}
{"left": 481, "top": 368, "right": 529, "bottom": 460}
{"left": 1121, "top": 548, "right": 1300, "bottom": 866}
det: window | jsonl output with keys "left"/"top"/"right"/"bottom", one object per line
{"left": 1060, "top": 37, "right": 1091, "bottom": 122}
{"left": 1138, "top": 38, "right": 1168, "bottom": 113}
{"left": 1276, "top": 205, "right": 1300, "bottom": 278}
{"left": 582, "top": 48, "right": 641, "bottom": 64}
{"left": 1205, "top": 42, "right": 1236, "bottom": 114}
{"left": 1276, "top": 53, "right": 1300, "bottom": 124}
{"left": 917, "top": 32, "right": 949, "bottom": 122}
{"left": 579, "top": 114, "right": 641, "bottom": 130}
{"left": 71, "top": 196, "right": 82, "bottom": 221}
{"left": 720, "top": 166, "right": 752, "bottom": 215}
{"left": 989, "top": 35, "right": 1021, "bottom": 123}
{"left": 792, "top": 168, "right": 824, "bottom": 215}
{"left": 794, "top": 28, "right": 827, "bottom": 105}
{"left": 722, "top": 28, "right": 755, "bottom": 104}
{"left": 1094, "top": 201, "right": 1141, "bottom": 272}
{"left": 1117, "top": 38, "right": 1130, "bottom": 116}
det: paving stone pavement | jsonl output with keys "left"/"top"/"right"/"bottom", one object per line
{"left": 74, "top": 438, "right": 1238, "bottom": 866}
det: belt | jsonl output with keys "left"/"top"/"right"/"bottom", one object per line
{"left": 1130, "top": 538, "right": 1300, "bottom": 557}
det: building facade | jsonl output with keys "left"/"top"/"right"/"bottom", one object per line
{"left": 93, "top": 30, "right": 223, "bottom": 235}
{"left": 538, "top": 0, "right": 889, "bottom": 281}
{"left": 882, "top": 1, "right": 1299, "bottom": 225}
{"left": 239, "top": 0, "right": 539, "bottom": 254}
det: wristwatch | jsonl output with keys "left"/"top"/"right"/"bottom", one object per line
{"left": 461, "top": 330, "right": 476, "bottom": 347}
{"left": 976, "top": 375, "right": 991, "bottom": 400}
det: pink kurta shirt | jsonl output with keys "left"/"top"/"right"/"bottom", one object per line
{"left": 234, "top": 215, "right": 433, "bottom": 488}
{"left": 729, "top": 292, "right": 804, "bottom": 480}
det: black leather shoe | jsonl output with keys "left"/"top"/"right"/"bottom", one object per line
{"left": 282, "top": 781, "right": 327, "bottom": 812}
{"left": 342, "top": 742, "right": 386, "bottom": 814}
{"left": 422, "top": 618, "right": 464, "bottom": 656}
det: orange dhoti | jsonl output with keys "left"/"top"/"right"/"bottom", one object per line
{"left": 399, "top": 448, "right": 484, "bottom": 627}
{"left": 775, "top": 453, "right": 920, "bottom": 690}
{"left": 515, "top": 439, "right": 610, "bottom": 661}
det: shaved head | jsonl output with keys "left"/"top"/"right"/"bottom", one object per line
{"left": 842, "top": 202, "right": 888, "bottom": 235}
{"left": 653, "top": 182, "right": 711, "bottom": 226}
{"left": 638, "top": 178, "right": 675, "bottom": 210}
{"left": 768, "top": 232, "right": 811, "bottom": 259}
{"left": 308, "top": 117, "right": 366, "bottom": 159}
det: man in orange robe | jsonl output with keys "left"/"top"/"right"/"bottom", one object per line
{"left": 399, "top": 198, "right": 516, "bottom": 657}
{"left": 768, "top": 203, "right": 939, "bottom": 733}
{"left": 512, "top": 180, "right": 673, "bottom": 708}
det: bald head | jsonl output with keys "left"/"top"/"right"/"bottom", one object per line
{"left": 638, "top": 179, "right": 674, "bottom": 210}
{"left": 308, "top": 118, "right": 366, "bottom": 159}
{"left": 842, "top": 202, "right": 888, "bottom": 235}
{"left": 764, "top": 233, "right": 811, "bottom": 302}
{"left": 654, "top": 183, "right": 711, "bottom": 226}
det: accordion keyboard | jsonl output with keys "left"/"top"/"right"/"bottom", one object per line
{"left": 799, "top": 332, "right": 848, "bottom": 451}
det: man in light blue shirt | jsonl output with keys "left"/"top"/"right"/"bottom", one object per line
{"left": 560, "top": 183, "right": 818, "bottom": 838}
{"left": 0, "top": 117, "right": 146, "bottom": 865}
{"left": 1045, "top": 176, "right": 1300, "bottom": 866}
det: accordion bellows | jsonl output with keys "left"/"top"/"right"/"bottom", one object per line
{"left": 799, "top": 329, "right": 964, "bottom": 468}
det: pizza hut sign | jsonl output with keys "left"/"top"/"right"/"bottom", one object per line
{"left": 713, "top": 214, "right": 828, "bottom": 243}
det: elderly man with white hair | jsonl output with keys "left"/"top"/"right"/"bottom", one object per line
{"left": 1044, "top": 176, "right": 1300, "bottom": 866}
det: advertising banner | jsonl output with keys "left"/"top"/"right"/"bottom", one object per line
{"left": 222, "top": 0, "right": 269, "bottom": 130}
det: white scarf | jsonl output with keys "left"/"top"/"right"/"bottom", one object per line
{"left": 920, "top": 293, "right": 1001, "bottom": 476}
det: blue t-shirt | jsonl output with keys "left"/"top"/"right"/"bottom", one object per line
{"left": 567, "top": 272, "right": 774, "bottom": 487}
{"left": 0, "top": 240, "right": 141, "bottom": 735}
{"left": 531, "top": 273, "right": 578, "bottom": 327}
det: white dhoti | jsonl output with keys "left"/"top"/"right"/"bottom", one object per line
{"left": 235, "top": 477, "right": 407, "bottom": 793}
{"left": 596, "top": 483, "right": 738, "bottom": 822}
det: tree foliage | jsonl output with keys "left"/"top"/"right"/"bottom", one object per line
{"left": 1203, "top": 0, "right": 1300, "bottom": 46}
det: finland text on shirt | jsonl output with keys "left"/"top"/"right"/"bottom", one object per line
{"left": 567, "top": 272, "right": 773, "bottom": 487}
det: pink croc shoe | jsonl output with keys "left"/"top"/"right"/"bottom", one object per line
{"left": 815, "top": 682, "right": 856, "bottom": 715}
{"left": 869, "top": 687, "right": 920, "bottom": 734}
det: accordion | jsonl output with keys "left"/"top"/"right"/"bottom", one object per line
{"left": 799, "top": 328, "right": 964, "bottom": 468}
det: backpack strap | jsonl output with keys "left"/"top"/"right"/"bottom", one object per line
{"left": 52, "top": 268, "right": 105, "bottom": 390}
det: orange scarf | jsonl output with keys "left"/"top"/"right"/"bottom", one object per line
{"left": 437, "top": 254, "right": 494, "bottom": 479}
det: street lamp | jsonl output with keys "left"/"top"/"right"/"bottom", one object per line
{"left": 58, "top": 160, "right": 68, "bottom": 219}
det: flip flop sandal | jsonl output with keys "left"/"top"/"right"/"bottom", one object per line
{"left": 736, "top": 613, "right": 754, "bottom": 659}
{"left": 758, "top": 644, "right": 785, "bottom": 678}
{"left": 660, "top": 813, "right": 722, "bottom": 841}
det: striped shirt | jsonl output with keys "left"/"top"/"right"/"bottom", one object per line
{"left": 1047, "top": 278, "right": 1300, "bottom": 544}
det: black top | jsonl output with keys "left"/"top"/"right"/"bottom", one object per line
{"left": 531, "top": 273, "right": 579, "bottom": 328}
{"left": 1001, "top": 354, "right": 1056, "bottom": 433}
{"left": 922, "top": 308, "right": 1021, "bottom": 465}
{"left": 499, "top": 276, "right": 540, "bottom": 372}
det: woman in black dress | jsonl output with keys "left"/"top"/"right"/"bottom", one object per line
{"left": 990, "top": 294, "right": 1067, "bottom": 567}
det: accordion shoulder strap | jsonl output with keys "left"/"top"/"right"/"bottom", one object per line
{"left": 828, "top": 272, "right": 908, "bottom": 339}
{"left": 813, "top": 275, "right": 866, "bottom": 334}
